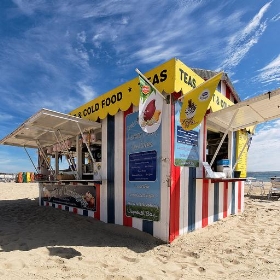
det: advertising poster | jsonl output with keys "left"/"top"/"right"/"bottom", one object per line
{"left": 138, "top": 73, "right": 163, "bottom": 134}
{"left": 235, "top": 130, "right": 248, "bottom": 177}
{"left": 125, "top": 112, "right": 161, "bottom": 221}
{"left": 41, "top": 184, "right": 96, "bottom": 211}
{"left": 175, "top": 101, "right": 200, "bottom": 167}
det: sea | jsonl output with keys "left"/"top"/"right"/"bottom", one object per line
{"left": 246, "top": 171, "right": 280, "bottom": 182}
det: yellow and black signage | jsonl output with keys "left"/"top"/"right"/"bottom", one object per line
{"left": 70, "top": 58, "right": 235, "bottom": 121}
{"left": 70, "top": 59, "right": 176, "bottom": 121}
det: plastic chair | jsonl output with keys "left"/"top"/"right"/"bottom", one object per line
{"left": 247, "top": 177, "right": 265, "bottom": 196}
{"left": 268, "top": 178, "right": 280, "bottom": 199}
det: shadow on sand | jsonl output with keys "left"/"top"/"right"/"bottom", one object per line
{"left": 0, "top": 198, "right": 164, "bottom": 256}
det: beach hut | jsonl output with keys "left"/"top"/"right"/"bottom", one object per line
{"left": 1, "top": 58, "right": 280, "bottom": 242}
{"left": 17, "top": 172, "right": 23, "bottom": 183}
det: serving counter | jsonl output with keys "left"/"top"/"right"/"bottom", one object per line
{"left": 39, "top": 180, "right": 100, "bottom": 212}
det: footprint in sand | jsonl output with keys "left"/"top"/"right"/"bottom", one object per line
{"left": 2, "top": 259, "right": 26, "bottom": 270}
{"left": 108, "top": 267, "right": 119, "bottom": 273}
{"left": 198, "top": 266, "right": 206, "bottom": 272}
{"left": 122, "top": 256, "right": 138, "bottom": 263}
{"left": 187, "top": 251, "right": 200, "bottom": 259}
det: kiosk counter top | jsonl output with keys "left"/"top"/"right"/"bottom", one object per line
{"left": 196, "top": 177, "right": 247, "bottom": 183}
{"left": 38, "top": 180, "right": 101, "bottom": 186}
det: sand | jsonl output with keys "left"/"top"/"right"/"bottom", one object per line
{"left": 0, "top": 182, "right": 280, "bottom": 280}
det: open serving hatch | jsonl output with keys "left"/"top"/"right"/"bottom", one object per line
{"left": 207, "top": 88, "right": 280, "bottom": 133}
{"left": 206, "top": 88, "right": 280, "bottom": 175}
{"left": 0, "top": 108, "right": 101, "bottom": 179}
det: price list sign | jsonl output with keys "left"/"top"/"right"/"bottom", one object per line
{"left": 125, "top": 112, "right": 161, "bottom": 221}
{"left": 174, "top": 101, "right": 200, "bottom": 167}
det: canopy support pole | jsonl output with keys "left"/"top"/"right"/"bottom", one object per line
{"left": 210, "top": 109, "right": 239, "bottom": 167}
{"left": 36, "top": 140, "right": 55, "bottom": 175}
{"left": 54, "top": 130, "right": 80, "bottom": 180}
{"left": 76, "top": 123, "right": 100, "bottom": 180}
{"left": 76, "top": 123, "right": 95, "bottom": 164}
{"left": 23, "top": 146, "right": 39, "bottom": 173}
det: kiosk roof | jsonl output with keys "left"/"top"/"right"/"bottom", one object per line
{"left": 207, "top": 88, "right": 280, "bottom": 133}
{"left": 0, "top": 108, "right": 101, "bottom": 148}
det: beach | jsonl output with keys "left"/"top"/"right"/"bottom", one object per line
{"left": 0, "top": 182, "right": 279, "bottom": 280}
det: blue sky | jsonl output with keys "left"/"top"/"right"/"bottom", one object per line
{"left": 0, "top": 0, "right": 279, "bottom": 173}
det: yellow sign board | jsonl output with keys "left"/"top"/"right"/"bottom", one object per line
{"left": 70, "top": 59, "right": 176, "bottom": 121}
{"left": 173, "top": 59, "right": 234, "bottom": 113}
{"left": 70, "top": 58, "right": 235, "bottom": 121}
{"left": 235, "top": 130, "right": 248, "bottom": 177}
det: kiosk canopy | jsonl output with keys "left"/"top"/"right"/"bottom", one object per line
{"left": 0, "top": 108, "right": 101, "bottom": 148}
{"left": 207, "top": 88, "right": 280, "bottom": 132}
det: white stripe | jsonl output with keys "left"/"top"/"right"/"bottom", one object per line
{"left": 241, "top": 181, "right": 245, "bottom": 212}
{"left": 114, "top": 111, "right": 124, "bottom": 225}
{"left": 227, "top": 183, "right": 232, "bottom": 216}
{"left": 153, "top": 101, "right": 171, "bottom": 242}
{"left": 179, "top": 167, "right": 189, "bottom": 235}
{"left": 208, "top": 182, "right": 214, "bottom": 224}
{"left": 132, "top": 218, "right": 143, "bottom": 231}
{"left": 218, "top": 183, "right": 224, "bottom": 220}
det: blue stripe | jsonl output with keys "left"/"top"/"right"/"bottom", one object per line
{"left": 143, "top": 220, "right": 153, "bottom": 235}
{"left": 107, "top": 115, "right": 115, "bottom": 224}
{"left": 65, "top": 206, "right": 69, "bottom": 212}
{"left": 213, "top": 182, "right": 219, "bottom": 221}
{"left": 231, "top": 182, "right": 236, "bottom": 214}
{"left": 188, "top": 167, "right": 196, "bottom": 232}
{"left": 52, "top": 203, "right": 56, "bottom": 208}
{"left": 83, "top": 209, "right": 88, "bottom": 216}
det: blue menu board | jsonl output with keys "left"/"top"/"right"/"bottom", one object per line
{"left": 129, "top": 150, "right": 157, "bottom": 182}
{"left": 125, "top": 112, "right": 161, "bottom": 221}
{"left": 174, "top": 101, "right": 200, "bottom": 167}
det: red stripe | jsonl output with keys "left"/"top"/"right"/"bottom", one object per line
{"left": 238, "top": 181, "right": 242, "bottom": 212}
{"left": 73, "top": 207, "right": 78, "bottom": 214}
{"left": 202, "top": 179, "right": 209, "bottom": 227}
{"left": 226, "top": 85, "right": 231, "bottom": 99}
{"left": 123, "top": 106, "right": 133, "bottom": 227}
{"left": 169, "top": 95, "right": 180, "bottom": 242}
{"left": 95, "top": 183, "right": 101, "bottom": 220}
{"left": 58, "top": 204, "right": 62, "bottom": 210}
{"left": 223, "top": 182, "right": 228, "bottom": 218}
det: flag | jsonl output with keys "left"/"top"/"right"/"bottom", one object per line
{"left": 137, "top": 70, "right": 164, "bottom": 133}
{"left": 180, "top": 72, "right": 223, "bottom": 131}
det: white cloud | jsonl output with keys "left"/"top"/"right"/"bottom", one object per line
{"left": 271, "top": 13, "right": 280, "bottom": 21}
{"left": 12, "top": 0, "right": 47, "bottom": 15}
{"left": 77, "top": 83, "right": 96, "bottom": 102}
{"left": 77, "top": 31, "right": 87, "bottom": 43}
{"left": 0, "top": 113, "right": 14, "bottom": 122}
{"left": 219, "top": 1, "right": 271, "bottom": 70}
{"left": 255, "top": 54, "right": 280, "bottom": 84}
{"left": 247, "top": 119, "right": 280, "bottom": 171}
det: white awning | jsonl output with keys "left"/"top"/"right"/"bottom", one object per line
{"left": 207, "top": 88, "right": 280, "bottom": 132}
{"left": 0, "top": 108, "right": 101, "bottom": 148}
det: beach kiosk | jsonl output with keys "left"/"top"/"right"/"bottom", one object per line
{"left": 1, "top": 58, "right": 257, "bottom": 243}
